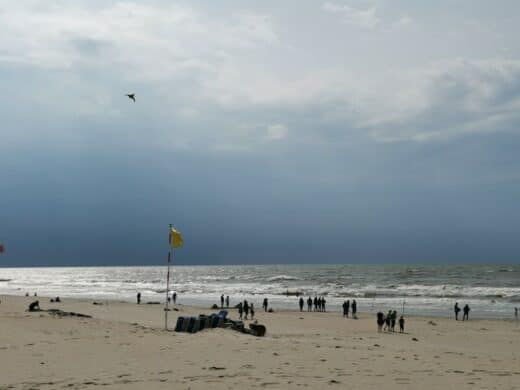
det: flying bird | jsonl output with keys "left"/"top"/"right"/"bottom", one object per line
{"left": 126, "top": 93, "right": 135, "bottom": 102}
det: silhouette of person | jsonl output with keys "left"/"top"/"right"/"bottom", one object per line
{"left": 299, "top": 297, "right": 304, "bottom": 312}
{"left": 391, "top": 310, "right": 397, "bottom": 332}
{"left": 463, "top": 304, "right": 470, "bottom": 321}
{"left": 322, "top": 297, "right": 326, "bottom": 312}
{"left": 399, "top": 315, "right": 405, "bottom": 333}
{"left": 307, "top": 297, "right": 312, "bottom": 312}
{"left": 226, "top": 295, "right": 230, "bottom": 308}
{"left": 352, "top": 299, "right": 357, "bottom": 318}
{"left": 377, "top": 312, "right": 384, "bottom": 332}
{"left": 263, "top": 298, "right": 268, "bottom": 312}
{"left": 515, "top": 307, "right": 518, "bottom": 320}
{"left": 172, "top": 292, "right": 177, "bottom": 304}
{"left": 244, "top": 300, "right": 249, "bottom": 320}
{"left": 313, "top": 296, "right": 318, "bottom": 312}
{"left": 318, "top": 297, "right": 322, "bottom": 312}
{"left": 238, "top": 302, "right": 243, "bottom": 320}
{"left": 345, "top": 299, "right": 350, "bottom": 318}
{"left": 220, "top": 294, "right": 224, "bottom": 308}
{"left": 384, "top": 310, "right": 391, "bottom": 331}
{"left": 454, "top": 302, "right": 460, "bottom": 320}
{"left": 137, "top": 292, "right": 141, "bottom": 304}
{"left": 343, "top": 301, "right": 348, "bottom": 317}
{"left": 250, "top": 303, "right": 255, "bottom": 320}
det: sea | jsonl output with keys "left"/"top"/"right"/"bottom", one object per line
{"left": 0, "top": 264, "right": 519, "bottom": 319}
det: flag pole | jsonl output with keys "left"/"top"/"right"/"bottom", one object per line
{"left": 165, "top": 224, "right": 172, "bottom": 330}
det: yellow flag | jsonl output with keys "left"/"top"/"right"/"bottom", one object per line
{"left": 169, "top": 227, "right": 183, "bottom": 248}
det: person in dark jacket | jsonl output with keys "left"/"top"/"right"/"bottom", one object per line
{"left": 377, "top": 312, "right": 384, "bottom": 332}
{"left": 454, "top": 302, "right": 461, "bottom": 320}
{"left": 463, "top": 304, "right": 470, "bottom": 321}
{"left": 352, "top": 299, "right": 357, "bottom": 318}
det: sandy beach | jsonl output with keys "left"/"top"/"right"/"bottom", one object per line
{"left": 1, "top": 294, "right": 519, "bottom": 389}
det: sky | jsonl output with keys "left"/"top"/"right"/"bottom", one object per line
{"left": 1, "top": 0, "right": 520, "bottom": 266}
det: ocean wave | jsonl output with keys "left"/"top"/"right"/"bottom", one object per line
{"left": 266, "top": 275, "right": 302, "bottom": 282}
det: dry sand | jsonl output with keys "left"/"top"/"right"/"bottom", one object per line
{"left": 1, "top": 294, "right": 519, "bottom": 389}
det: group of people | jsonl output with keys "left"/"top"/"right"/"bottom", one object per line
{"left": 237, "top": 300, "right": 255, "bottom": 320}
{"left": 298, "top": 296, "right": 328, "bottom": 312}
{"left": 220, "top": 294, "right": 230, "bottom": 308}
{"left": 454, "top": 302, "right": 470, "bottom": 321}
{"left": 136, "top": 291, "right": 178, "bottom": 305}
{"left": 376, "top": 310, "right": 405, "bottom": 333}
{"left": 342, "top": 299, "right": 358, "bottom": 319}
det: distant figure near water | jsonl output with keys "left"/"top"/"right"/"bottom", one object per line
{"left": 238, "top": 302, "right": 243, "bottom": 320}
{"left": 244, "top": 300, "right": 249, "bottom": 320}
{"left": 343, "top": 300, "right": 350, "bottom": 318}
{"left": 399, "top": 315, "right": 405, "bottom": 333}
{"left": 454, "top": 302, "right": 461, "bottom": 320}
{"left": 299, "top": 297, "right": 304, "bottom": 312}
{"left": 226, "top": 295, "right": 230, "bottom": 308}
{"left": 221, "top": 294, "right": 224, "bottom": 308}
{"left": 376, "top": 312, "right": 384, "bottom": 332}
{"left": 263, "top": 298, "right": 268, "bottom": 312}
{"left": 463, "top": 304, "right": 470, "bottom": 321}
{"left": 307, "top": 297, "right": 312, "bottom": 312}
{"left": 137, "top": 292, "right": 141, "bottom": 304}
{"left": 352, "top": 299, "right": 357, "bottom": 318}
{"left": 250, "top": 303, "right": 255, "bottom": 320}
{"left": 172, "top": 292, "right": 177, "bottom": 304}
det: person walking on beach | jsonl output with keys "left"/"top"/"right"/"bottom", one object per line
{"left": 299, "top": 297, "right": 304, "bottom": 312}
{"left": 263, "top": 298, "right": 268, "bottom": 312}
{"left": 317, "top": 297, "right": 322, "bottom": 312}
{"left": 322, "top": 297, "right": 326, "bottom": 312}
{"left": 343, "top": 301, "right": 348, "bottom": 317}
{"left": 463, "top": 304, "right": 470, "bottom": 321}
{"left": 399, "top": 315, "right": 405, "bottom": 333}
{"left": 344, "top": 300, "right": 350, "bottom": 318}
{"left": 173, "top": 292, "right": 177, "bottom": 304}
{"left": 307, "top": 297, "right": 312, "bottom": 312}
{"left": 515, "top": 307, "right": 518, "bottom": 320}
{"left": 377, "top": 312, "right": 384, "bottom": 333}
{"left": 250, "top": 303, "right": 255, "bottom": 320}
{"left": 220, "top": 294, "right": 224, "bottom": 308}
{"left": 137, "top": 292, "right": 141, "bottom": 304}
{"left": 244, "top": 300, "right": 250, "bottom": 320}
{"left": 238, "top": 302, "right": 243, "bottom": 320}
{"left": 352, "top": 299, "right": 357, "bottom": 319}
{"left": 313, "top": 296, "right": 318, "bottom": 312}
{"left": 454, "top": 302, "right": 460, "bottom": 320}
{"left": 226, "top": 295, "right": 230, "bottom": 308}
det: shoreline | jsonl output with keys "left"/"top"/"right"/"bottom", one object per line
{"left": 2, "top": 293, "right": 519, "bottom": 324}
{"left": 2, "top": 292, "right": 517, "bottom": 321}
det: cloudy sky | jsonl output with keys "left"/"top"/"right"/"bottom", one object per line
{"left": 1, "top": 0, "right": 520, "bottom": 265}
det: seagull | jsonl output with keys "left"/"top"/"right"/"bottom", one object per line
{"left": 126, "top": 93, "right": 135, "bottom": 102}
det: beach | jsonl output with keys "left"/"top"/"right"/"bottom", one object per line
{"left": 1, "top": 294, "right": 519, "bottom": 389}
